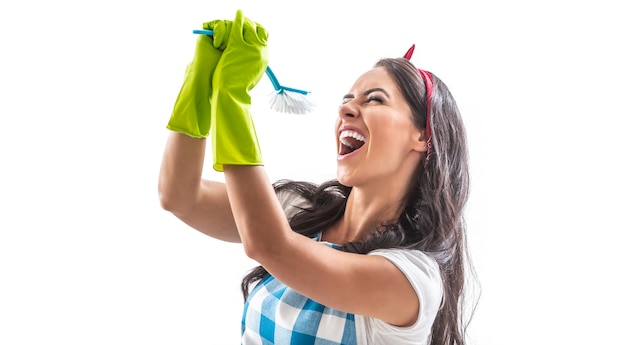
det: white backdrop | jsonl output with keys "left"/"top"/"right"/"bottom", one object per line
{"left": 1, "top": 1, "right": 625, "bottom": 344}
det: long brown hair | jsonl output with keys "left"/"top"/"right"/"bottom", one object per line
{"left": 242, "top": 58, "right": 477, "bottom": 345}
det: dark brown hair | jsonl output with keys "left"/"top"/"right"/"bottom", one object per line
{"left": 242, "top": 57, "right": 477, "bottom": 345}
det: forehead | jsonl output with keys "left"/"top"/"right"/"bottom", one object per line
{"left": 349, "top": 66, "right": 398, "bottom": 93}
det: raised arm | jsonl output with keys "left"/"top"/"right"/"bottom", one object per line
{"left": 224, "top": 166, "right": 422, "bottom": 327}
{"left": 158, "top": 133, "right": 239, "bottom": 242}
{"left": 211, "top": 10, "right": 423, "bottom": 327}
{"left": 158, "top": 16, "right": 239, "bottom": 242}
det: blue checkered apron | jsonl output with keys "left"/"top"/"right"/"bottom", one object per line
{"left": 241, "top": 243, "right": 357, "bottom": 345}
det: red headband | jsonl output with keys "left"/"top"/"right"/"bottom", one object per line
{"left": 403, "top": 44, "right": 433, "bottom": 166}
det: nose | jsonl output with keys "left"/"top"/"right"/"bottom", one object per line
{"left": 338, "top": 100, "right": 359, "bottom": 119}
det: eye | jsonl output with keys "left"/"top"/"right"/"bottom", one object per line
{"left": 367, "top": 96, "right": 383, "bottom": 103}
{"left": 341, "top": 96, "right": 354, "bottom": 105}
{"left": 363, "top": 88, "right": 389, "bottom": 104}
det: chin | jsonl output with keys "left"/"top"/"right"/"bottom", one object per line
{"left": 336, "top": 169, "right": 356, "bottom": 187}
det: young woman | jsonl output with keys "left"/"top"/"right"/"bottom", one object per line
{"left": 159, "top": 10, "right": 474, "bottom": 345}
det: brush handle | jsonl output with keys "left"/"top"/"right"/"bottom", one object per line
{"left": 192, "top": 29, "right": 216, "bottom": 36}
{"left": 192, "top": 29, "right": 309, "bottom": 95}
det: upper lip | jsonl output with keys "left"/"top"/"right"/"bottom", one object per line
{"left": 337, "top": 124, "right": 365, "bottom": 138}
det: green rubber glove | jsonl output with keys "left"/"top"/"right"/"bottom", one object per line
{"left": 166, "top": 20, "right": 231, "bottom": 138}
{"left": 211, "top": 9, "right": 269, "bottom": 171}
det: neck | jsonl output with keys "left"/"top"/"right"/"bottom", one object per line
{"left": 323, "top": 179, "right": 411, "bottom": 244}
{"left": 324, "top": 151, "right": 422, "bottom": 244}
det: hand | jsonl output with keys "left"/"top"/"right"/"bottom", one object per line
{"left": 212, "top": 9, "right": 268, "bottom": 90}
{"left": 166, "top": 19, "right": 232, "bottom": 138}
{"left": 210, "top": 9, "right": 269, "bottom": 171}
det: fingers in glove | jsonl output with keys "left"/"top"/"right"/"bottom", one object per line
{"left": 203, "top": 19, "right": 232, "bottom": 50}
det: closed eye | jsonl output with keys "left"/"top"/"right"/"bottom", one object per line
{"left": 364, "top": 88, "right": 389, "bottom": 104}
{"left": 341, "top": 88, "right": 388, "bottom": 104}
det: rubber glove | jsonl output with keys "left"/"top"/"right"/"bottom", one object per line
{"left": 166, "top": 20, "right": 231, "bottom": 138}
{"left": 210, "top": 9, "right": 269, "bottom": 171}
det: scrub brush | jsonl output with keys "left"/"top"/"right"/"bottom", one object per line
{"left": 193, "top": 29, "right": 315, "bottom": 115}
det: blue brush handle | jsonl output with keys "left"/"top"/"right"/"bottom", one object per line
{"left": 193, "top": 29, "right": 309, "bottom": 95}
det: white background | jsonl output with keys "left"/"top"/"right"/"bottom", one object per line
{"left": 1, "top": 0, "right": 625, "bottom": 344}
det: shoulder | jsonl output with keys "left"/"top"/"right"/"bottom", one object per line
{"left": 360, "top": 249, "right": 443, "bottom": 343}
{"left": 368, "top": 248, "right": 442, "bottom": 305}
{"left": 368, "top": 249, "right": 441, "bottom": 285}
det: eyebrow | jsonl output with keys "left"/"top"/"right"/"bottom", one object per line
{"left": 343, "top": 87, "right": 390, "bottom": 99}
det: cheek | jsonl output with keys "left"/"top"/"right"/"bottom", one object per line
{"left": 371, "top": 120, "right": 415, "bottom": 155}
{"left": 370, "top": 118, "right": 398, "bottom": 142}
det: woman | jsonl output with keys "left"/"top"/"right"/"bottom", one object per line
{"left": 159, "top": 10, "right": 473, "bottom": 345}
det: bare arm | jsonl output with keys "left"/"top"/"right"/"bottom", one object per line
{"left": 158, "top": 132, "right": 240, "bottom": 243}
{"left": 158, "top": 133, "right": 419, "bottom": 325}
{"left": 224, "top": 165, "right": 420, "bottom": 327}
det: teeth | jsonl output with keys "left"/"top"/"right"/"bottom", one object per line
{"left": 339, "top": 130, "right": 366, "bottom": 147}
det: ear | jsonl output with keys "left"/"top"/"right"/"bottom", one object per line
{"left": 410, "top": 128, "right": 428, "bottom": 153}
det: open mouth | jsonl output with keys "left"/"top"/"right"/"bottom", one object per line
{"left": 339, "top": 130, "right": 366, "bottom": 155}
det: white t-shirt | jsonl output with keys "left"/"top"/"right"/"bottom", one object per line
{"left": 357, "top": 249, "right": 443, "bottom": 344}
{"left": 276, "top": 188, "right": 443, "bottom": 344}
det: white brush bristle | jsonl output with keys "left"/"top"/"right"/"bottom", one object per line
{"left": 268, "top": 90, "right": 316, "bottom": 115}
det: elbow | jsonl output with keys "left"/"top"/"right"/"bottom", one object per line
{"left": 158, "top": 190, "right": 178, "bottom": 213}
{"left": 158, "top": 180, "right": 195, "bottom": 215}
{"left": 242, "top": 240, "right": 269, "bottom": 263}
{"left": 241, "top": 241, "right": 258, "bottom": 261}
{"left": 158, "top": 187, "right": 178, "bottom": 213}
{"left": 240, "top": 227, "right": 290, "bottom": 263}
{"left": 238, "top": 224, "right": 261, "bottom": 260}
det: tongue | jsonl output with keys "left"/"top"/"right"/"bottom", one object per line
{"left": 344, "top": 137, "right": 364, "bottom": 150}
